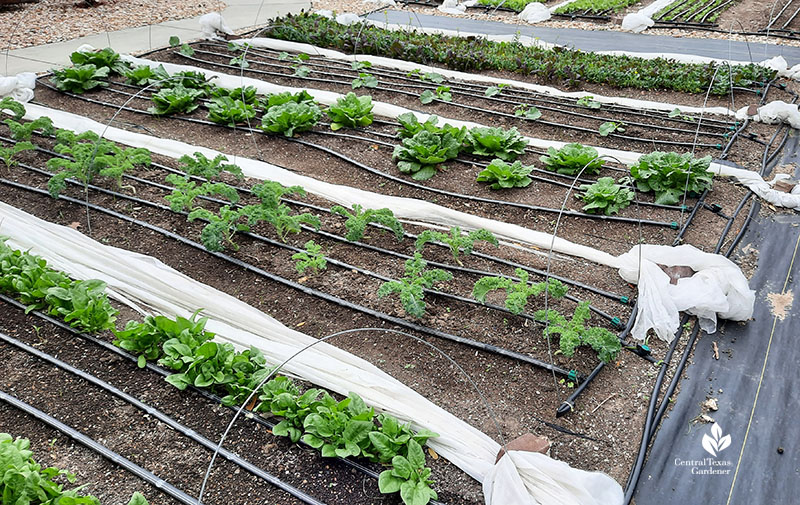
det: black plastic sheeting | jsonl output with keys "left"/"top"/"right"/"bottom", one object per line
{"left": 634, "top": 131, "right": 800, "bottom": 504}
{"left": 365, "top": 10, "right": 800, "bottom": 65}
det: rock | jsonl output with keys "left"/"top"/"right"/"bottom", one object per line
{"left": 702, "top": 398, "right": 718, "bottom": 411}
{"left": 495, "top": 433, "right": 550, "bottom": 463}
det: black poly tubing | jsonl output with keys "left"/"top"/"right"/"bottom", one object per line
{"left": 0, "top": 294, "right": 424, "bottom": 503}
{"left": 0, "top": 390, "right": 199, "bottom": 505}
{"left": 33, "top": 83, "right": 678, "bottom": 229}
{"left": 0, "top": 178, "right": 579, "bottom": 380}
{"left": 0, "top": 331, "right": 327, "bottom": 505}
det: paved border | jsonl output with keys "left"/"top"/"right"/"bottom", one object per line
{"left": 2, "top": 0, "right": 310, "bottom": 75}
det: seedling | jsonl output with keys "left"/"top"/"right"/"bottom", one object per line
{"left": 415, "top": 226, "right": 498, "bottom": 265}
{"left": 377, "top": 253, "right": 452, "bottom": 318}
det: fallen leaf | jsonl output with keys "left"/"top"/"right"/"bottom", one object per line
{"left": 428, "top": 447, "right": 439, "bottom": 460}
{"left": 68, "top": 222, "right": 81, "bottom": 229}
{"left": 296, "top": 321, "right": 306, "bottom": 327}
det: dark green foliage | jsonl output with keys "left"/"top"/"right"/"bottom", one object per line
{"left": 330, "top": 204, "right": 404, "bottom": 242}
{"left": 292, "top": 240, "right": 327, "bottom": 275}
{"left": 630, "top": 151, "right": 713, "bottom": 205}
{"left": 4, "top": 116, "right": 54, "bottom": 141}
{"left": 0, "top": 97, "right": 26, "bottom": 120}
{"left": 113, "top": 309, "right": 209, "bottom": 368}
{"left": 50, "top": 64, "right": 109, "bottom": 94}
{"left": 210, "top": 85, "right": 259, "bottom": 106}
{"left": 476, "top": 159, "right": 533, "bottom": 189}
{"left": 377, "top": 253, "right": 453, "bottom": 318}
{"left": 540, "top": 143, "right": 605, "bottom": 175}
{"left": 124, "top": 64, "right": 170, "bottom": 86}
{"left": 473, "top": 269, "right": 567, "bottom": 315}
{"left": 178, "top": 152, "right": 243, "bottom": 179}
{"left": 261, "top": 90, "right": 316, "bottom": 111}
{"left": 188, "top": 206, "right": 251, "bottom": 252}
{"left": 207, "top": 96, "right": 257, "bottom": 127}
{"left": 395, "top": 113, "right": 467, "bottom": 142}
{"left": 534, "top": 302, "right": 621, "bottom": 363}
{"left": 164, "top": 173, "right": 240, "bottom": 212}
{"left": 148, "top": 84, "right": 204, "bottom": 115}
{"left": 578, "top": 177, "right": 634, "bottom": 215}
{"left": 0, "top": 141, "right": 35, "bottom": 168}
{"left": 414, "top": 227, "right": 498, "bottom": 265}
{"left": 69, "top": 47, "right": 130, "bottom": 75}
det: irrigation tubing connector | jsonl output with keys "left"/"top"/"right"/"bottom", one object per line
{"left": 0, "top": 389, "right": 200, "bottom": 505}
{"left": 0, "top": 330, "right": 327, "bottom": 505}
{"left": 0, "top": 178, "right": 579, "bottom": 380}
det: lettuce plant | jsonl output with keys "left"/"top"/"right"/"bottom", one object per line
{"left": 578, "top": 177, "right": 634, "bottom": 215}
{"left": 210, "top": 85, "right": 259, "bottom": 105}
{"left": 148, "top": 84, "right": 204, "bottom": 115}
{"left": 260, "top": 101, "right": 322, "bottom": 136}
{"left": 207, "top": 96, "right": 257, "bottom": 127}
{"left": 392, "top": 129, "right": 461, "bottom": 180}
{"left": 476, "top": 159, "right": 534, "bottom": 189}
{"left": 395, "top": 112, "right": 467, "bottom": 142}
{"left": 124, "top": 64, "right": 169, "bottom": 86}
{"left": 50, "top": 64, "right": 109, "bottom": 94}
{"left": 261, "top": 90, "right": 316, "bottom": 111}
{"left": 630, "top": 151, "right": 713, "bottom": 205}
{"left": 540, "top": 143, "right": 605, "bottom": 175}
{"left": 465, "top": 126, "right": 528, "bottom": 161}
{"left": 326, "top": 92, "right": 373, "bottom": 130}
{"left": 70, "top": 47, "right": 130, "bottom": 75}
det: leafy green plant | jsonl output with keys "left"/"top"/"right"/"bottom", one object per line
{"left": 465, "top": 126, "right": 528, "bottom": 161}
{"left": 70, "top": 47, "right": 130, "bottom": 75}
{"left": 415, "top": 227, "right": 498, "bottom": 265}
{"left": 188, "top": 206, "right": 251, "bottom": 251}
{"left": 207, "top": 96, "right": 257, "bottom": 126}
{"left": 476, "top": 159, "right": 533, "bottom": 189}
{"left": 210, "top": 85, "right": 259, "bottom": 106}
{"left": 50, "top": 64, "right": 109, "bottom": 94}
{"left": 352, "top": 72, "right": 378, "bottom": 89}
{"left": 368, "top": 413, "right": 437, "bottom": 464}
{"left": 668, "top": 107, "right": 695, "bottom": 121}
{"left": 395, "top": 112, "right": 467, "bottom": 142}
{"left": 0, "top": 141, "right": 35, "bottom": 168}
{"left": 148, "top": 84, "right": 204, "bottom": 115}
{"left": 178, "top": 152, "right": 243, "bottom": 179}
{"left": 578, "top": 177, "right": 634, "bottom": 215}
{"left": 540, "top": 143, "right": 605, "bottom": 175}
{"left": 534, "top": 302, "right": 621, "bottom": 363}
{"left": 484, "top": 84, "right": 508, "bottom": 97}
{"left": 229, "top": 54, "right": 250, "bottom": 68}
{"left": 378, "top": 439, "right": 438, "bottom": 505}
{"left": 113, "top": 309, "right": 210, "bottom": 368}
{"left": 302, "top": 392, "right": 376, "bottom": 458}
{"left": 248, "top": 181, "right": 321, "bottom": 242}
{"left": 164, "top": 174, "right": 240, "bottom": 212}
{"left": 327, "top": 92, "right": 374, "bottom": 130}
{"left": 260, "top": 101, "right": 322, "bottom": 136}
{"left": 330, "top": 204, "right": 404, "bottom": 242}
{"left": 124, "top": 64, "right": 170, "bottom": 86}
{"left": 261, "top": 90, "right": 316, "bottom": 111}
{"left": 4, "top": 116, "right": 54, "bottom": 141}
{"left": 351, "top": 60, "right": 373, "bottom": 70}
{"left": 292, "top": 240, "right": 327, "bottom": 274}
{"left": 179, "top": 43, "right": 195, "bottom": 56}
{"left": 514, "top": 103, "right": 542, "bottom": 120}
{"left": 408, "top": 69, "right": 445, "bottom": 84}
{"left": 47, "top": 130, "right": 151, "bottom": 197}
{"left": 259, "top": 380, "right": 319, "bottom": 442}
{"left": 392, "top": 129, "right": 462, "bottom": 181}
{"left": 293, "top": 65, "right": 311, "bottom": 77}
{"left": 169, "top": 70, "right": 211, "bottom": 91}
{"left": 630, "top": 151, "right": 713, "bottom": 205}
{"left": 473, "top": 269, "right": 567, "bottom": 315}
{"left": 577, "top": 95, "right": 602, "bottom": 109}
{"left": 419, "top": 85, "right": 452, "bottom": 104}
{"left": 377, "top": 253, "right": 452, "bottom": 318}
{"left": 476, "top": 0, "right": 544, "bottom": 12}
{"left": 45, "top": 279, "right": 118, "bottom": 333}
{"left": 0, "top": 96, "right": 26, "bottom": 119}
{"left": 598, "top": 121, "right": 625, "bottom": 136}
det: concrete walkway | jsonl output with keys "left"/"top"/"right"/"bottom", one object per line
{"left": 2, "top": 0, "right": 310, "bottom": 75}
{"left": 366, "top": 10, "right": 800, "bottom": 65}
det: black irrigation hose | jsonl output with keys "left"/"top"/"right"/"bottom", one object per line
{"left": 175, "top": 50, "right": 728, "bottom": 148}
{"left": 0, "top": 178, "right": 580, "bottom": 381}
{"left": 0, "top": 331, "right": 327, "bottom": 505}
{"left": 33, "top": 82, "right": 678, "bottom": 229}
{"left": 0, "top": 294, "right": 435, "bottom": 503}
{"left": 0, "top": 389, "right": 199, "bottom": 505}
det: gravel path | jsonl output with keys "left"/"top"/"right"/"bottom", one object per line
{"left": 1, "top": 0, "right": 226, "bottom": 51}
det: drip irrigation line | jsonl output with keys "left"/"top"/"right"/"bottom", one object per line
{"left": 198, "top": 42, "right": 731, "bottom": 137}
{"left": 0, "top": 331, "right": 327, "bottom": 505}
{"left": 0, "top": 389, "right": 199, "bottom": 505}
{"left": 0, "top": 294, "right": 424, "bottom": 503}
{"left": 287, "top": 137, "right": 679, "bottom": 228}
{"left": 209, "top": 41, "right": 734, "bottom": 130}
{"left": 0, "top": 178, "right": 580, "bottom": 380}
{"left": 174, "top": 50, "right": 728, "bottom": 148}
{"left": 33, "top": 83, "right": 679, "bottom": 228}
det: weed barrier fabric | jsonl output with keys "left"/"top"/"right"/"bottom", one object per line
{"left": 0, "top": 202, "right": 624, "bottom": 505}
{"left": 12, "top": 101, "right": 756, "bottom": 341}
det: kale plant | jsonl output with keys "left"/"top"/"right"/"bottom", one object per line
{"left": 377, "top": 253, "right": 452, "bottom": 318}
{"left": 473, "top": 269, "right": 567, "bottom": 315}
{"left": 415, "top": 226, "right": 498, "bottom": 265}
{"left": 534, "top": 302, "right": 621, "bottom": 363}
{"left": 330, "top": 204, "right": 405, "bottom": 242}
{"left": 292, "top": 240, "right": 327, "bottom": 275}
{"left": 178, "top": 152, "right": 243, "bottom": 179}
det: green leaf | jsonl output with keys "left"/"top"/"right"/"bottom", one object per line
{"left": 169, "top": 36, "right": 180, "bottom": 47}
{"left": 378, "top": 470, "right": 404, "bottom": 494}
{"left": 327, "top": 92, "right": 373, "bottom": 130}
{"left": 126, "top": 492, "right": 149, "bottom": 505}
{"left": 179, "top": 43, "right": 195, "bottom": 56}
{"left": 540, "top": 143, "right": 605, "bottom": 176}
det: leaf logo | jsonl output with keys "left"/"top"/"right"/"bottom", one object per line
{"left": 702, "top": 423, "right": 731, "bottom": 457}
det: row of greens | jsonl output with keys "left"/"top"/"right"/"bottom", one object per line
{"left": 554, "top": 0, "right": 642, "bottom": 15}
{"left": 262, "top": 13, "right": 774, "bottom": 95}
{"left": 0, "top": 433, "right": 149, "bottom": 505}
{"left": 0, "top": 239, "right": 439, "bottom": 505}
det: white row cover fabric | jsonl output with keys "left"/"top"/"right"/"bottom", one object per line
{"left": 518, "top": 3, "right": 551, "bottom": 23}
{"left": 13, "top": 98, "right": 756, "bottom": 342}
{"left": 0, "top": 201, "right": 624, "bottom": 505}
{"left": 230, "top": 36, "right": 734, "bottom": 117}
{"left": 0, "top": 72, "right": 36, "bottom": 103}
{"left": 438, "top": 0, "right": 467, "bottom": 15}
{"left": 736, "top": 100, "right": 800, "bottom": 130}
{"left": 621, "top": 0, "right": 673, "bottom": 33}
{"left": 198, "top": 12, "right": 234, "bottom": 40}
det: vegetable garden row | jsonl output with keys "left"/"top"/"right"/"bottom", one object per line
{"left": 0, "top": 12, "right": 794, "bottom": 505}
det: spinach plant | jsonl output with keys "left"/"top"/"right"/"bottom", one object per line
{"left": 377, "top": 253, "right": 452, "bottom": 318}
{"left": 330, "top": 204, "right": 405, "bottom": 242}
{"left": 540, "top": 143, "right": 605, "bottom": 175}
{"left": 326, "top": 92, "right": 374, "bottom": 130}
{"left": 465, "top": 126, "right": 528, "bottom": 161}
{"left": 302, "top": 392, "right": 375, "bottom": 458}
{"left": 415, "top": 226, "right": 498, "bottom": 265}
{"left": 378, "top": 439, "right": 438, "bottom": 505}
{"left": 578, "top": 177, "right": 634, "bottom": 215}
{"left": 476, "top": 159, "right": 533, "bottom": 189}
{"left": 113, "top": 309, "right": 210, "bottom": 368}
{"left": 473, "top": 269, "right": 567, "bottom": 315}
